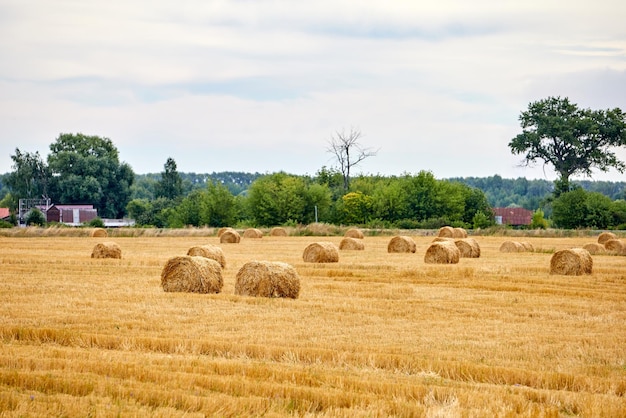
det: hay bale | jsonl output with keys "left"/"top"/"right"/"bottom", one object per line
{"left": 269, "top": 227, "right": 288, "bottom": 237}
{"left": 432, "top": 237, "right": 454, "bottom": 243}
{"left": 454, "top": 238, "right": 480, "bottom": 258}
{"left": 583, "top": 243, "right": 606, "bottom": 255}
{"left": 235, "top": 261, "right": 300, "bottom": 298}
{"left": 598, "top": 231, "right": 617, "bottom": 245}
{"left": 387, "top": 236, "right": 416, "bottom": 253}
{"left": 339, "top": 237, "right": 365, "bottom": 250}
{"left": 550, "top": 248, "right": 592, "bottom": 275}
{"left": 437, "top": 226, "right": 455, "bottom": 238}
{"left": 452, "top": 227, "right": 468, "bottom": 238}
{"left": 499, "top": 241, "right": 524, "bottom": 253}
{"left": 344, "top": 228, "right": 364, "bottom": 239}
{"left": 91, "top": 228, "right": 108, "bottom": 238}
{"left": 520, "top": 242, "right": 535, "bottom": 252}
{"left": 91, "top": 242, "right": 121, "bottom": 259}
{"left": 424, "top": 241, "right": 460, "bottom": 264}
{"left": 161, "top": 256, "right": 223, "bottom": 293}
{"left": 604, "top": 239, "right": 625, "bottom": 254}
{"left": 217, "top": 227, "right": 235, "bottom": 237}
{"left": 303, "top": 242, "right": 339, "bottom": 263}
{"left": 243, "top": 228, "right": 263, "bottom": 238}
{"left": 187, "top": 245, "right": 226, "bottom": 268}
{"left": 220, "top": 229, "right": 241, "bottom": 244}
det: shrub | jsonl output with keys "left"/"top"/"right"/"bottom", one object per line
{"left": 86, "top": 217, "right": 105, "bottom": 228}
{"left": 25, "top": 208, "right": 46, "bottom": 226}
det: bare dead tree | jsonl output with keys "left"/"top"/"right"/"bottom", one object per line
{"left": 326, "top": 128, "right": 378, "bottom": 190}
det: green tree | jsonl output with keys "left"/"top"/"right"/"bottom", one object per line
{"left": 25, "top": 207, "right": 46, "bottom": 226}
{"left": 200, "top": 181, "right": 237, "bottom": 227}
{"left": 6, "top": 149, "right": 50, "bottom": 199}
{"left": 247, "top": 173, "right": 308, "bottom": 226}
{"left": 551, "top": 188, "right": 613, "bottom": 229}
{"left": 155, "top": 157, "right": 183, "bottom": 200}
{"left": 47, "top": 133, "right": 134, "bottom": 218}
{"left": 509, "top": 97, "right": 626, "bottom": 196}
{"left": 341, "top": 191, "right": 373, "bottom": 224}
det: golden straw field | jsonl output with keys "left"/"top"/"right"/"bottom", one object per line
{"left": 1, "top": 231, "right": 625, "bottom": 417}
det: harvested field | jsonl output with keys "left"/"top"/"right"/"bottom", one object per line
{"left": 0, "top": 234, "right": 625, "bottom": 416}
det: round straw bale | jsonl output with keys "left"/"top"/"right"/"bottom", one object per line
{"left": 597, "top": 231, "right": 617, "bottom": 245}
{"left": 220, "top": 229, "right": 241, "bottom": 243}
{"left": 161, "top": 256, "right": 223, "bottom": 293}
{"left": 424, "top": 241, "right": 460, "bottom": 264}
{"left": 91, "top": 228, "right": 108, "bottom": 238}
{"left": 437, "top": 226, "right": 455, "bottom": 238}
{"left": 303, "top": 242, "right": 339, "bottom": 263}
{"left": 452, "top": 227, "right": 468, "bottom": 238}
{"left": 91, "top": 242, "right": 121, "bottom": 259}
{"left": 187, "top": 245, "right": 226, "bottom": 268}
{"left": 550, "top": 248, "right": 592, "bottom": 275}
{"left": 217, "top": 227, "right": 235, "bottom": 237}
{"left": 339, "top": 237, "right": 365, "bottom": 250}
{"left": 432, "top": 237, "right": 454, "bottom": 243}
{"left": 582, "top": 242, "right": 605, "bottom": 255}
{"left": 235, "top": 261, "right": 300, "bottom": 298}
{"left": 499, "top": 241, "right": 524, "bottom": 252}
{"left": 269, "top": 227, "right": 288, "bottom": 236}
{"left": 344, "top": 228, "right": 364, "bottom": 239}
{"left": 387, "top": 236, "right": 416, "bottom": 253}
{"left": 604, "top": 239, "right": 625, "bottom": 254}
{"left": 454, "top": 238, "right": 480, "bottom": 258}
{"left": 520, "top": 241, "right": 534, "bottom": 252}
{"left": 243, "top": 228, "right": 263, "bottom": 238}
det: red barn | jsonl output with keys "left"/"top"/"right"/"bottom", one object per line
{"left": 44, "top": 204, "right": 98, "bottom": 225}
{"left": 492, "top": 207, "right": 533, "bottom": 226}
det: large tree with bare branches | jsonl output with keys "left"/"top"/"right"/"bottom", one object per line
{"left": 327, "top": 128, "right": 378, "bottom": 190}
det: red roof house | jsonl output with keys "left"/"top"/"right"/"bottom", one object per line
{"left": 492, "top": 207, "right": 533, "bottom": 226}
{"left": 0, "top": 208, "right": 10, "bottom": 220}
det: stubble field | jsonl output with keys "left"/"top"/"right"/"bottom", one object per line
{"left": 0, "top": 230, "right": 625, "bottom": 417}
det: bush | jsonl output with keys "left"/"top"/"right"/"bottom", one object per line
{"left": 0, "top": 220, "right": 14, "bottom": 228}
{"left": 530, "top": 209, "right": 548, "bottom": 229}
{"left": 86, "top": 217, "right": 105, "bottom": 228}
{"left": 25, "top": 208, "right": 46, "bottom": 226}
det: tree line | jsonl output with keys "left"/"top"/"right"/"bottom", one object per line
{"left": 3, "top": 93, "right": 626, "bottom": 231}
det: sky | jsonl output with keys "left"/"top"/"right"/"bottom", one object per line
{"left": 1, "top": 0, "right": 625, "bottom": 182}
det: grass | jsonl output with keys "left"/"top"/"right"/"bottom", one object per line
{"left": 0, "top": 232, "right": 625, "bottom": 416}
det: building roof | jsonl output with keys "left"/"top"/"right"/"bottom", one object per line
{"left": 0, "top": 208, "right": 10, "bottom": 219}
{"left": 492, "top": 207, "right": 533, "bottom": 226}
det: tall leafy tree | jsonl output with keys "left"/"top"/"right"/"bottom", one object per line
{"left": 6, "top": 149, "right": 50, "bottom": 199}
{"left": 47, "top": 133, "right": 134, "bottom": 218}
{"left": 155, "top": 157, "right": 183, "bottom": 200}
{"left": 509, "top": 97, "right": 626, "bottom": 196}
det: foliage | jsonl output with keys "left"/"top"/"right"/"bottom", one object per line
{"left": 25, "top": 208, "right": 46, "bottom": 226}
{"left": 509, "top": 96, "right": 626, "bottom": 196}
{"left": 552, "top": 189, "right": 614, "bottom": 229}
{"left": 86, "top": 217, "right": 105, "bottom": 228}
{"left": 341, "top": 192, "right": 373, "bottom": 224}
{"left": 155, "top": 157, "right": 183, "bottom": 200}
{"left": 6, "top": 149, "right": 50, "bottom": 200}
{"left": 530, "top": 209, "right": 549, "bottom": 229}
{"left": 46, "top": 133, "right": 135, "bottom": 218}
{"left": 246, "top": 173, "right": 329, "bottom": 226}
{"left": 0, "top": 220, "right": 13, "bottom": 228}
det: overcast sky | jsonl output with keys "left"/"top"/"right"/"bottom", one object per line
{"left": 1, "top": 1, "right": 625, "bottom": 182}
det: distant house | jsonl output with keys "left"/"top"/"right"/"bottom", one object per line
{"left": 44, "top": 204, "right": 98, "bottom": 226}
{"left": 0, "top": 208, "right": 10, "bottom": 221}
{"left": 492, "top": 207, "right": 533, "bottom": 226}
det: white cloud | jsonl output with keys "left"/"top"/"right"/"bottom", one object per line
{"left": 1, "top": 0, "right": 625, "bottom": 182}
